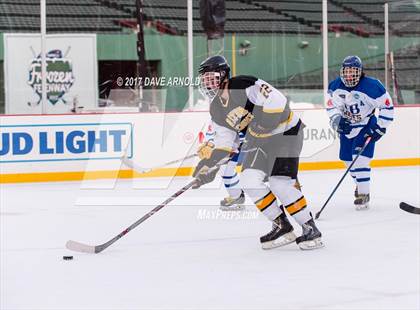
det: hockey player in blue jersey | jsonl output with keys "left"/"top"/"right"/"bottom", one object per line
{"left": 326, "top": 56, "right": 394, "bottom": 210}
{"left": 197, "top": 125, "right": 246, "bottom": 211}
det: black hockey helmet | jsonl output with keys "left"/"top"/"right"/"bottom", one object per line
{"left": 198, "top": 55, "right": 230, "bottom": 77}
{"left": 198, "top": 55, "right": 230, "bottom": 101}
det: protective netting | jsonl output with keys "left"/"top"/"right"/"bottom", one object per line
{"left": 386, "top": 0, "right": 420, "bottom": 104}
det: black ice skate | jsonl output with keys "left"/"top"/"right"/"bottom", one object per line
{"left": 296, "top": 219, "right": 324, "bottom": 250}
{"left": 219, "top": 191, "right": 245, "bottom": 211}
{"left": 260, "top": 213, "right": 296, "bottom": 250}
{"left": 354, "top": 193, "right": 370, "bottom": 211}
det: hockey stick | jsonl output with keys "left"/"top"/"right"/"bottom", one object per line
{"left": 399, "top": 202, "right": 420, "bottom": 215}
{"left": 65, "top": 180, "right": 196, "bottom": 254}
{"left": 388, "top": 52, "right": 404, "bottom": 105}
{"left": 122, "top": 154, "right": 197, "bottom": 174}
{"left": 66, "top": 155, "right": 232, "bottom": 254}
{"left": 315, "top": 137, "right": 372, "bottom": 220}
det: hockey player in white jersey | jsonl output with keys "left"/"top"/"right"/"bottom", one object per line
{"left": 327, "top": 56, "right": 394, "bottom": 210}
{"left": 192, "top": 55, "right": 323, "bottom": 250}
{"left": 197, "top": 125, "right": 246, "bottom": 211}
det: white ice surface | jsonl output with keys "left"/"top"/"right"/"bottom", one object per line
{"left": 1, "top": 167, "right": 419, "bottom": 310}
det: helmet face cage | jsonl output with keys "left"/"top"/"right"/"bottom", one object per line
{"left": 340, "top": 56, "right": 363, "bottom": 87}
{"left": 340, "top": 66, "right": 362, "bottom": 87}
{"left": 198, "top": 71, "right": 224, "bottom": 101}
{"left": 197, "top": 55, "right": 230, "bottom": 101}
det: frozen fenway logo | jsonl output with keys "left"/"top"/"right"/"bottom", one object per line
{"left": 27, "top": 49, "right": 75, "bottom": 106}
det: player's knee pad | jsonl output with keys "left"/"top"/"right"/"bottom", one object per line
{"left": 268, "top": 175, "right": 295, "bottom": 188}
{"left": 344, "top": 161, "right": 357, "bottom": 179}
{"left": 344, "top": 161, "right": 352, "bottom": 168}
{"left": 240, "top": 168, "right": 266, "bottom": 190}
{"left": 222, "top": 159, "right": 239, "bottom": 176}
{"left": 221, "top": 161, "right": 240, "bottom": 191}
{"left": 269, "top": 176, "right": 310, "bottom": 224}
{"left": 352, "top": 155, "right": 371, "bottom": 169}
{"left": 351, "top": 155, "right": 371, "bottom": 179}
{"left": 268, "top": 176, "right": 299, "bottom": 201}
{"left": 350, "top": 155, "right": 371, "bottom": 194}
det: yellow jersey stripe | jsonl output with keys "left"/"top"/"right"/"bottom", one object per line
{"left": 248, "top": 111, "right": 295, "bottom": 138}
{"left": 262, "top": 107, "right": 285, "bottom": 114}
{"left": 215, "top": 147, "right": 233, "bottom": 152}
{"left": 280, "top": 111, "right": 294, "bottom": 125}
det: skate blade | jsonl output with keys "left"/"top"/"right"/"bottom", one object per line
{"left": 298, "top": 238, "right": 324, "bottom": 250}
{"left": 261, "top": 232, "right": 297, "bottom": 250}
{"left": 355, "top": 203, "right": 369, "bottom": 211}
{"left": 219, "top": 204, "right": 245, "bottom": 211}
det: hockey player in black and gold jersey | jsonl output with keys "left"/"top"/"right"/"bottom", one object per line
{"left": 192, "top": 55, "right": 324, "bottom": 250}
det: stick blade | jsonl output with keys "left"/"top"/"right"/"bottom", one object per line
{"left": 66, "top": 240, "right": 97, "bottom": 254}
{"left": 399, "top": 202, "right": 420, "bottom": 215}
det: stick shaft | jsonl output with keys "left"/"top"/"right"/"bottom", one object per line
{"left": 123, "top": 154, "right": 197, "bottom": 173}
{"left": 94, "top": 180, "right": 197, "bottom": 253}
{"left": 315, "top": 137, "right": 371, "bottom": 219}
{"left": 67, "top": 154, "right": 233, "bottom": 254}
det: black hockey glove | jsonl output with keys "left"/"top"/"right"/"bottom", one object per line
{"left": 192, "top": 149, "right": 230, "bottom": 189}
{"left": 192, "top": 164, "right": 219, "bottom": 189}
{"left": 331, "top": 116, "right": 351, "bottom": 135}
{"left": 364, "top": 123, "right": 386, "bottom": 142}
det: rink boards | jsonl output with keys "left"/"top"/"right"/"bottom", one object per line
{"left": 0, "top": 106, "right": 419, "bottom": 183}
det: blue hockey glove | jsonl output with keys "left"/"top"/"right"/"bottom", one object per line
{"left": 331, "top": 116, "right": 351, "bottom": 135}
{"left": 365, "top": 123, "right": 386, "bottom": 142}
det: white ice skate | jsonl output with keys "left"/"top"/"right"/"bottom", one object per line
{"left": 260, "top": 214, "right": 297, "bottom": 250}
{"left": 354, "top": 193, "right": 370, "bottom": 211}
{"left": 296, "top": 219, "right": 324, "bottom": 250}
{"left": 219, "top": 191, "right": 245, "bottom": 211}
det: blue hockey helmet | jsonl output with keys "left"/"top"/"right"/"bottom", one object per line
{"left": 340, "top": 55, "right": 363, "bottom": 87}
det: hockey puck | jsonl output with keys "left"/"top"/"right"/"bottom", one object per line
{"left": 63, "top": 255, "right": 73, "bottom": 260}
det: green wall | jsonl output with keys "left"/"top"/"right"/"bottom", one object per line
{"left": 1, "top": 32, "right": 418, "bottom": 112}
{"left": 97, "top": 33, "right": 207, "bottom": 110}
{"left": 96, "top": 33, "right": 419, "bottom": 109}
{"left": 97, "top": 32, "right": 419, "bottom": 77}
{"left": 0, "top": 35, "right": 3, "bottom": 113}
{"left": 0, "top": 60, "right": 3, "bottom": 114}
